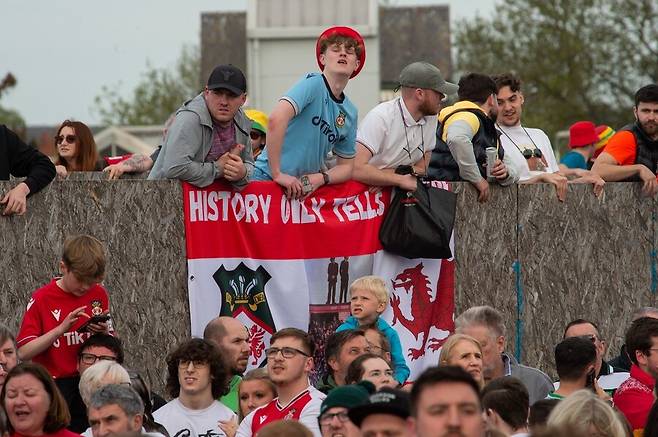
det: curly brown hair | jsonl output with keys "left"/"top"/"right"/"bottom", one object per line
{"left": 165, "top": 338, "right": 231, "bottom": 399}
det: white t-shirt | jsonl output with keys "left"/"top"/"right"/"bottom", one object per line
{"left": 357, "top": 97, "right": 437, "bottom": 170}
{"left": 153, "top": 398, "right": 236, "bottom": 437}
{"left": 497, "top": 124, "right": 559, "bottom": 182}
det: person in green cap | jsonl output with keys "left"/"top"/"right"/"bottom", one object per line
{"left": 318, "top": 381, "right": 374, "bottom": 437}
{"left": 245, "top": 109, "right": 268, "bottom": 160}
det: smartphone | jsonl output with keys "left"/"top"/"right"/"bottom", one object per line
{"left": 77, "top": 314, "right": 111, "bottom": 333}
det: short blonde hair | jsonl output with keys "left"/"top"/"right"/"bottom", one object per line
{"left": 79, "top": 360, "right": 130, "bottom": 406}
{"left": 349, "top": 276, "right": 389, "bottom": 305}
{"left": 439, "top": 334, "right": 482, "bottom": 365}
{"left": 547, "top": 390, "right": 627, "bottom": 437}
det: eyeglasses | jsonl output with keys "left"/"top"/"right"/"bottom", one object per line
{"left": 319, "top": 411, "right": 350, "bottom": 425}
{"left": 522, "top": 148, "right": 543, "bottom": 159}
{"left": 55, "top": 135, "right": 77, "bottom": 145}
{"left": 79, "top": 353, "right": 117, "bottom": 365}
{"left": 178, "top": 359, "right": 207, "bottom": 370}
{"left": 250, "top": 131, "right": 263, "bottom": 140}
{"left": 265, "top": 347, "right": 310, "bottom": 359}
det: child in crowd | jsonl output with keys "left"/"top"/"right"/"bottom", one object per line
{"left": 336, "top": 275, "right": 410, "bottom": 384}
{"left": 16, "top": 234, "right": 112, "bottom": 397}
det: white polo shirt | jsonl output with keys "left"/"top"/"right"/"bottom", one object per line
{"left": 357, "top": 97, "right": 437, "bottom": 170}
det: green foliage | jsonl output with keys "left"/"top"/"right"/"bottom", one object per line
{"left": 454, "top": 0, "right": 658, "bottom": 142}
{"left": 0, "top": 72, "right": 26, "bottom": 132}
{"left": 93, "top": 45, "right": 202, "bottom": 126}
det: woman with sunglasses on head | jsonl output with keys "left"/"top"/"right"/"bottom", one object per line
{"left": 53, "top": 120, "right": 105, "bottom": 178}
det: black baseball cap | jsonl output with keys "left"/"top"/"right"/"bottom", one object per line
{"left": 207, "top": 64, "right": 247, "bottom": 95}
{"left": 348, "top": 387, "right": 411, "bottom": 427}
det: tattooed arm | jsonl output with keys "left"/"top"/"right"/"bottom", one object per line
{"left": 103, "top": 154, "right": 154, "bottom": 179}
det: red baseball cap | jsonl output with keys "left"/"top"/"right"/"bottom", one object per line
{"left": 568, "top": 121, "right": 599, "bottom": 149}
{"left": 315, "top": 26, "right": 366, "bottom": 78}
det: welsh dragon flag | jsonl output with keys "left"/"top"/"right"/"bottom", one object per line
{"left": 183, "top": 180, "right": 455, "bottom": 382}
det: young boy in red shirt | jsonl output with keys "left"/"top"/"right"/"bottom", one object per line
{"left": 17, "top": 235, "right": 112, "bottom": 396}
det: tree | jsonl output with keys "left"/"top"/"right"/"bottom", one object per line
{"left": 454, "top": 0, "right": 658, "bottom": 143}
{"left": 93, "top": 45, "right": 202, "bottom": 126}
{"left": 0, "top": 72, "right": 26, "bottom": 133}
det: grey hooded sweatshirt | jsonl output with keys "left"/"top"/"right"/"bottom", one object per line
{"left": 148, "top": 92, "right": 253, "bottom": 189}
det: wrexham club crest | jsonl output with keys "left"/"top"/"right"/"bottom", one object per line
{"left": 213, "top": 262, "right": 276, "bottom": 367}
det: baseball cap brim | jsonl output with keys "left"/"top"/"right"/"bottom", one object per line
{"left": 207, "top": 83, "right": 244, "bottom": 95}
{"left": 315, "top": 26, "right": 366, "bottom": 78}
{"left": 348, "top": 402, "right": 409, "bottom": 427}
{"left": 438, "top": 81, "right": 459, "bottom": 96}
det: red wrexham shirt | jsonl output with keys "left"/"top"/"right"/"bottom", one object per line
{"left": 236, "top": 386, "right": 325, "bottom": 437}
{"left": 17, "top": 279, "right": 111, "bottom": 378}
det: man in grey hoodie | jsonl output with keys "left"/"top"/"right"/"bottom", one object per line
{"left": 148, "top": 64, "right": 253, "bottom": 188}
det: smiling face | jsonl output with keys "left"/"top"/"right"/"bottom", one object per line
{"left": 4, "top": 373, "right": 51, "bottom": 436}
{"left": 56, "top": 126, "right": 79, "bottom": 164}
{"left": 238, "top": 379, "right": 276, "bottom": 418}
{"left": 496, "top": 85, "right": 524, "bottom": 127}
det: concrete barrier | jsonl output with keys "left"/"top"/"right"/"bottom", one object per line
{"left": 1, "top": 175, "right": 656, "bottom": 393}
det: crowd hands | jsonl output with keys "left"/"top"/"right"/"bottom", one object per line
{"left": 4, "top": 233, "right": 658, "bottom": 437}
{"left": 4, "top": 25, "right": 658, "bottom": 216}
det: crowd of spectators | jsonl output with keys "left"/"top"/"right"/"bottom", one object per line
{"left": 2, "top": 23, "right": 658, "bottom": 437}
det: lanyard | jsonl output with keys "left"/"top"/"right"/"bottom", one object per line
{"left": 397, "top": 98, "right": 427, "bottom": 173}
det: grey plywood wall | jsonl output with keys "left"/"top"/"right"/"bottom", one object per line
{"left": 1, "top": 177, "right": 657, "bottom": 394}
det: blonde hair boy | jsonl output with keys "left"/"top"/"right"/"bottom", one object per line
{"left": 349, "top": 276, "right": 389, "bottom": 325}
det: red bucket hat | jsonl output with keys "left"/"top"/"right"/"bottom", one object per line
{"left": 315, "top": 26, "right": 366, "bottom": 78}
{"left": 568, "top": 121, "right": 599, "bottom": 149}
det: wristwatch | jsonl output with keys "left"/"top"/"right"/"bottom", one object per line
{"left": 321, "top": 171, "right": 330, "bottom": 186}
{"left": 301, "top": 175, "right": 313, "bottom": 195}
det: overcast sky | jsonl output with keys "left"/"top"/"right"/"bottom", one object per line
{"left": 1, "top": 0, "right": 495, "bottom": 125}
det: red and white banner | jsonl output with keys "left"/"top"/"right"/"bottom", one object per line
{"left": 183, "top": 180, "right": 455, "bottom": 381}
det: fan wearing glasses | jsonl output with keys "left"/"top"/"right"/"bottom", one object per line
{"left": 64, "top": 334, "right": 125, "bottom": 432}
{"left": 54, "top": 120, "right": 106, "bottom": 178}
{"left": 237, "top": 328, "right": 326, "bottom": 437}
{"left": 493, "top": 73, "right": 604, "bottom": 201}
{"left": 154, "top": 338, "right": 236, "bottom": 437}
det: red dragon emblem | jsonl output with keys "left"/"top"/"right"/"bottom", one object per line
{"left": 249, "top": 324, "right": 266, "bottom": 365}
{"left": 390, "top": 261, "right": 455, "bottom": 360}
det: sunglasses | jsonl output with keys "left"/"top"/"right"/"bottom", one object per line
{"left": 522, "top": 148, "right": 543, "bottom": 159}
{"left": 250, "top": 131, "right": 263, "bottom": 140}
{"left": 55, "top": 135, "right": 77, "bottom": 145}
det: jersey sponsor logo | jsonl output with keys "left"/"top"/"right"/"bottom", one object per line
{"left": 26, "top": 298, "right": 35, "bottom": 311}
{"left": 51, "top": 309, "right": 61, "bottom": 321}
{"left": 259, "top": 415, "right": 268, "bottom": 424}
{"left": 312, "top": 115, "right": 346, "bottom": 145}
